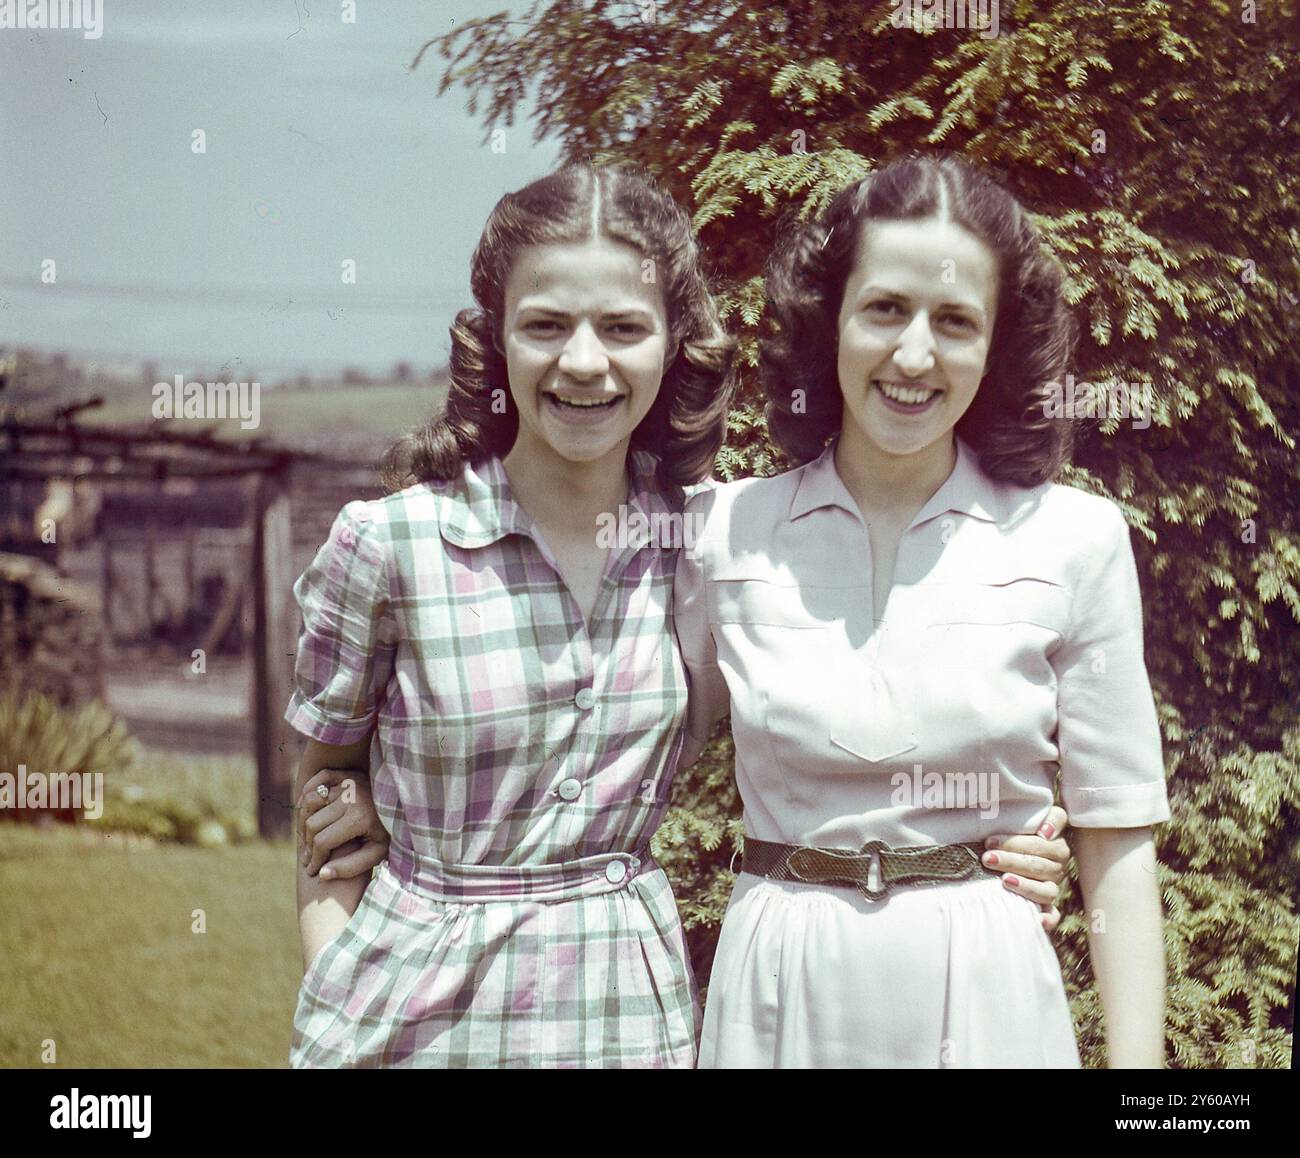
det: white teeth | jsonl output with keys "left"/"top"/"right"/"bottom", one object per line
{"left": 876, "top": 381, "right": 937, "bottom": 405}
{"left": 550, "top": 395, "right": 620, "bottom": 408}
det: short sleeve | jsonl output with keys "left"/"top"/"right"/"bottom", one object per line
{"left": 1053, "top": 500, "right": 1170, "bottom": 827}
{"left": 284, "top": 501, "right": 399, "bottom": 745}
{"left": 672, "top": 487, "right": 731, "bottom": 769}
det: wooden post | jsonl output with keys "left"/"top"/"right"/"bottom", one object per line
{"left": 249, "top": 464, "right": 299, "bottom": 839}
{"left": 100, "top": 533, "right": 114, "bottom": 645}
{"left": 183, "top": 524, "right": 197, "bottom": 621}
{"left": 144, "top": 516, "right": 158, "bottom": 633}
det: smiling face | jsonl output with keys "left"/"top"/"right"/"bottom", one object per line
{"left": 835, "top": 217, "right": 999, "bottom": 463}
{"left": 502, "top": 237, "right": 670, "bottom": 474}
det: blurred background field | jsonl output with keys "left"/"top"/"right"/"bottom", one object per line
{"left": 1, "top": 360, "right": 430, "bottom": 1069}
{"left": 77, "top": 381, "right": 448, "bottom": 448}
{"left": 0, "top": 759, "right": 298, "bottom": 1069}
{"left": 0, "top": 690, "right": 293, "bottom": 1068}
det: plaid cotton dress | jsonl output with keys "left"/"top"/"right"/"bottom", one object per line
{"left": 285, "top": 450, "right": 700, "bottom": 1068}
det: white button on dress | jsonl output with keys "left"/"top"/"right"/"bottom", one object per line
{"left": 574, "top": 687, "right": 596, "bottom": 710}
{"left": 557, "top": 777, "right": 583, "bottom": 801}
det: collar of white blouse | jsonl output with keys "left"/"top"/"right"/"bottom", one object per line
{"left": 790, "top": 436, "right": 1006, "bottom": 532}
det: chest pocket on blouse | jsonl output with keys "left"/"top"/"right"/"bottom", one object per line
{"left": 711, "top": 575, "right": 918, "bottom": 771}
{"left": 921, "top": 575, "right": 1068, "bottom": 631}
{"left": 905, "top": 572, "right": 1068, "bottom": 771}
{"left": 918, "top": 574, "right": 1068, "bottom": 682}
{"left": 712, "top": 576, "right": 826, "bottom": 626}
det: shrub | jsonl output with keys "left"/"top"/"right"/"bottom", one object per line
{"left": 0, "top": 690, "right": 257, "bottom": 846}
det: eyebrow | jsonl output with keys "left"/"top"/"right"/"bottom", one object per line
{"left": 515, "top": 304, "right": 657, "bottom": 321}
{"left": 859, "top": 287, "right": 989, "bottom": 320}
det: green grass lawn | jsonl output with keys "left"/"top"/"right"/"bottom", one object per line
{"left": 0, "top": 826, "right": 301, "bottom": 1068}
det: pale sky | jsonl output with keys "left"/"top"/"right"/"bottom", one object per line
{"left": 0, "top": 1, "right": 562, "bottom": 378}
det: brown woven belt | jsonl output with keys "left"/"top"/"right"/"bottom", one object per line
{"left": 740, "top": 836, "right": 998, "bottom": 902}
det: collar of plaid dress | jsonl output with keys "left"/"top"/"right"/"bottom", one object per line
{"left": 789, "top": 435, "right": 1009, "bottom": 528}
{"left": 433, "top": 450, "right": 673, "bottom": 550}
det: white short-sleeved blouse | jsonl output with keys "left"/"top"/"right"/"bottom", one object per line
{"left": 674, "top": 436, "right": 1170, "bottom": 848}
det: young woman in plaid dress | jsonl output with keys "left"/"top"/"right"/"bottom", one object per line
{"left": 293, "top": 163, "right": 1075, "bottom": 1068}
{"left": 288, "top": 164, "right": 738, "bottom": 1068}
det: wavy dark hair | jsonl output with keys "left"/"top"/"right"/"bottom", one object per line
{"left": 381, "top": 164, "right": 736, "bottom": 492}
{"left": 761, "top": 154, "right": 1075, "bottom": 485}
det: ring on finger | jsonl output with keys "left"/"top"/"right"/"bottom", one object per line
{"left": 315, "top": 784, "right": 330, "bottom": 801}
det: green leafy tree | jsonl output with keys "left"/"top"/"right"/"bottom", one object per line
{"left": 423, "top": 0, "right": 1299, "bottom": 1067}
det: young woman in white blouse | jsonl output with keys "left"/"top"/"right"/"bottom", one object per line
{"left": 675, "top": 154, "right": 1168, "bottom": 1068}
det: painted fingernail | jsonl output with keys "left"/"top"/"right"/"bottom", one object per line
{"left": 1038, "top": 823, "right": 1055, "bottom": 840}
{"left": 1003, "top": 875, "right": 1021, "bottom": 888}
{"left": 320, "top": 867, "right": 334, "bottom": 881}
{"left": 985, "top": 836, "right": 1002, "bottom": 849}
{"left": 983, "top": 851, "right": 999, "bottom": 866}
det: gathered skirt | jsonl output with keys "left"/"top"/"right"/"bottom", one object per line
{"left": 699, "top": 871, "right": 1081, "bottom": 1068}
{"left": 291, "top": 854, "right": 700, "bottom": 1069}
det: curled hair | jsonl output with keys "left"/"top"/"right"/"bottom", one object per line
{"left": 381, "top": 164, "right": 736, "bottom": 492}
{"left": 761, "top": 154, "right": 1075, "bottom": 486}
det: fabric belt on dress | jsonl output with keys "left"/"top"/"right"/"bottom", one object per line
{"left": 385, "top": 839, "right": 652, "bottom": 904}
{"left": 740, "top": 836, "right": 998, "bottom": 902}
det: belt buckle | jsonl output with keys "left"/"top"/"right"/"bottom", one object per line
{"left": 785, "top": 839, "right": 890, "bottom": 902}
{"left": 955, "top": 842, "right": 985, "bottom": 877}
{"left": 856, "top": 839, "right": 889, "bottom": 902}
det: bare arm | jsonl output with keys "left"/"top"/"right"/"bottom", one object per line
{"left": 295, "top": 735, "right": 373, "bottom": 974}
{"left": 1074, "top": 826, "right": 1166, "bottom": 1067}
